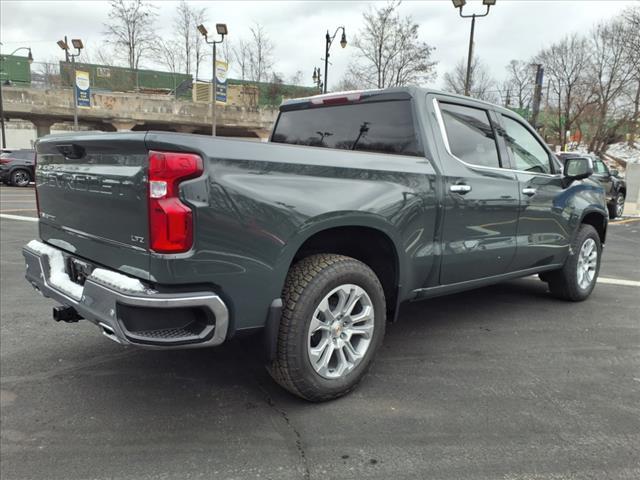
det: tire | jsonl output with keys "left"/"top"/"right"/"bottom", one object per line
{"left": 10, "top": 169, "right": 31, "bottom": 187}
{"left": 269, "top": 254, "right": 386, "bottom": 402}
{"left": 607, "top": 192, "right": 625, "bottom": 219}
{"left": 545, "top": 224, "right": 601, "bottom": 301}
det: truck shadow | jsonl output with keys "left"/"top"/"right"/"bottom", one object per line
{"left": 42, "top": 276, "right": 558, "bottom": 410}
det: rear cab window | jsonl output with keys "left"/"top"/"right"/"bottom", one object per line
{"left": 272, "top": 95, "right": 422, "bottom": 157}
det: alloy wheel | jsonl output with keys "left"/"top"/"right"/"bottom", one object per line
{"left": 576, "top": 238, "right": 598, "bottom": 290}
{"left": 616, "top": 194, "right": 624, "bottom": 218}
{"left": 307, "top": 284, "right": 375, "bottom": 379}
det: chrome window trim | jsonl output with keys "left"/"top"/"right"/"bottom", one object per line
{"left": 431, "top": 97, "right": 557, "bottom": 178}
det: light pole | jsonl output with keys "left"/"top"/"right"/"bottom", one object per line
{"left": 323, "top": 26, "right": 347, "bottom": 93}
{"left": 312, "top": 67, "right": 323, "bottom": 93}
{"left": 57, "top": 38, "right": 83, "bottom": 130}
{"left": 0, "top": 45, "right": 33, "bottom": 149}
{"left": 451, "top": 0, "right": 496, "bottom": 97}
{"left": 198, "top": 23, "right": 227, "bottom": 137}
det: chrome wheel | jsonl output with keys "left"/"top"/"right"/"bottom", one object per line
{"left": 11, "top": 170, "right": 30, "bottom": 187}
{"left": 307, "top": 284, "right": 375, "bottom": 380}
{"left": 576, "top": 238, "right": 597, "bottom": 290}
{"left": 616, "top": 194, "right": 624, "bottom": 217}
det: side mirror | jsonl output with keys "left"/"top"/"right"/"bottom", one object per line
{"left": 563, "top": 157, "right": 593, "bottom": 182}
{"left": 610, "top": 169, "right": 619, "bottom": 177}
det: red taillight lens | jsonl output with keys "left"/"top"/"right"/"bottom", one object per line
{"left": 148, "top": 150, "right": 203, "bottom": 253}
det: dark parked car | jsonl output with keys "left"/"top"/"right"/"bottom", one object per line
{"left": 0, "top": 149, "right": 36, "bottom": 187}
{"left": 557, "top": 152, "right": 626, "bottom": 218}
{"left": 23, "top": 88, "right": 608, "bottom": 401}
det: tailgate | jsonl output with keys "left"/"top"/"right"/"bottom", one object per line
{"left": 35, "top": 132, "right": 151, "bottom": 280}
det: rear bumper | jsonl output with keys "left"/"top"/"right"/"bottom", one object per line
{"left": 23, "top": 240, "right": 229, "bottom": 349}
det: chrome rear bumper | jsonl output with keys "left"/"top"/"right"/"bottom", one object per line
{"left": 23, "top": 240, "right": 229, "bottom": 349}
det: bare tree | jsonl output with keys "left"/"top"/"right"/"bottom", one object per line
{"left": 586, "top": 19, "right": 634, "bottom": 153}
{"left": 157, "top": 39, "right": 181, "bottom": 74}
{"left": 443, "top": 56, "right": 497, "bottom": 102}
{"left": 232, "top": 38, "right": 250, "bottom": 80}
{"left": 104, "top": 0, "right": 158, "bottom": 70}
{"left": 333, "top": 73, "right": 362, "bottom": 92}
{"left": 82, "top": 45, "right": 116, "bottom": 66}
{"left": 247, "top": 23, "right": 274, "bottom": 83}
{"left": 192, "top": 7, "right": 208, "bottom": 81}
{"left": 536, "top": 34, "right": 593, "bottom": 150}
{"left": 288, "top": 70, "right": 304, "bottom": 86}
{"left": 622, "top": 6, "right": 640, "bottom": 146}
{"left": 349, "top": 1, "right": 437, "bottom": 89}
{"left": 174, "top": 0, "right": 193, "bottom": 74}
{"left": 504, "top": 60, "right": 534, "bottom": 110}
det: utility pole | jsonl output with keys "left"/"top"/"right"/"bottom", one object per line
{"left": 530, "top": 64, "right": 544, "bottom": 130}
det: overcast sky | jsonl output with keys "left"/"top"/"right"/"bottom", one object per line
{"left": 1, "top": 0, "right": 637, "bottom": 90}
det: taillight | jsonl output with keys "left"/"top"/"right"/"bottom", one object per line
{"left": 0, "top": 159, "right": 11, "bottom": 164}
{"left": 148, "top": 150, "right": 203, "bottom": 253}
{"left": 310, "top": 92, "right": 361, "bottom": 105}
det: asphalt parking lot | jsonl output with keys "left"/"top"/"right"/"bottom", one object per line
{"left": 1, "top": 184, "right": 639, "bottom": 480}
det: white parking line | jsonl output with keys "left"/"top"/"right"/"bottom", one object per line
{"left": 597, "top": 277, "right": 640, "bottom": 287}
{"left": 0, "top": 213, "right": 38, "bottom": 222}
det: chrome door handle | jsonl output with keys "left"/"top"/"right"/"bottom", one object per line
{"left": 450, "top": 184, "right": 472, "bottom": 194}
{"left": 522, "top": 187, "right": 537, "bottom": 196}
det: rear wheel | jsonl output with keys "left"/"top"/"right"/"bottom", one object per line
{"left": 269, "top": 254, "right": 386, "bottom": 401}
{"left": 10, "top": 169, "right": 31, "bottom": 187}
{"left": 544, "top": 224, "right": 601, "bottom": 301}
{"left": 608, "top": 192, "right": 625, "bottom": 219}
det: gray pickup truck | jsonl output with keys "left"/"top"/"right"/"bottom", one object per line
{"left": 24, "top": 87, "right": 608, "bottom": 401}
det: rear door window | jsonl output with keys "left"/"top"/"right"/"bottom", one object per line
{"left": 439, "top": 102, "right": 501, "bottom": 168}
{"left": 272, "top": 100, "right": 421, "bottom": 156}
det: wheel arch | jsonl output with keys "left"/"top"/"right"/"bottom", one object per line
{"left": 579, "top": 209, "right": 607, "bottom": 245}
{"left": 278, "top": 216, "right": 405, "bottom": 321}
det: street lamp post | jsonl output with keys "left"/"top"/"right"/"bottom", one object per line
{"left": 312, "top": 67, "right": 323, "bottom": 93}
{"left": 451, "top": 0, "right": 496, "bottom": 97}
{"left": 0, "top": 45, "right": 34, "bottom": 149}
{"left": 323, "top": 26, "right": 347, "bottom": 94}
{"left": 57, "top": 38, "right": 83, "bottom": 130}
{"left": 198, "top": 23, "right": 227, "bottom": 137}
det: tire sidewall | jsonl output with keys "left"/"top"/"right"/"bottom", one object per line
{"left": 288, "top": 262, "right": 386, "bottom": 397}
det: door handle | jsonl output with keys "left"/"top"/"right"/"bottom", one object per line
{"left": 522, "top": 187, "right": 537, "bottom": 196}
{"left": 450, "top": 184, "right": 472, "bottom": 194}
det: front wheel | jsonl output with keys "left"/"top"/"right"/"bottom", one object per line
{"left": 545, "top": 224, "right": 601, "bottom": 301}
{"left": 608, "top": 192, "right": 625, "bottom": 219}
{"left": 10, "top": 169, "right": 31, "bottom": 187}
{"left": 269, "top": 254, "right": 386, "bottom": 401}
